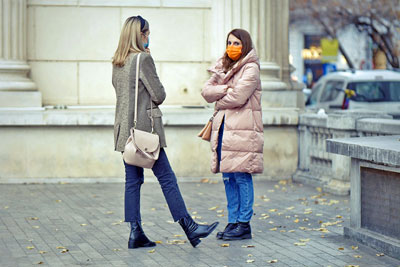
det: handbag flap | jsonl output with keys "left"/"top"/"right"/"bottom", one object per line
{"left": 132, "top": 129, "right": 160, "bottom": 153}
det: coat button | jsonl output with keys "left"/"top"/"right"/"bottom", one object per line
{"left": 145, "top": 148, "right": 148, "bottom": 151}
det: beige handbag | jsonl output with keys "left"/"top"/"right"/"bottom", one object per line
{"left": 123, "top": 53, "right": 160, "bottom": 168}
{"left": 197, "top": 111, "right": 218, "bottom": 142}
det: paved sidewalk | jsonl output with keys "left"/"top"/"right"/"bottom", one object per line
{"left": 0, "top": 179, "right": 399, "bottom": 267}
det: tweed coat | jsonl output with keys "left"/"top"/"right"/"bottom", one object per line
{"left": 112, "top": 52, "right": 166, "bottom": 152}
{"left": 201, "top": 49, "right": 264, "bottom": 174}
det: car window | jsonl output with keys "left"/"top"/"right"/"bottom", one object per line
{"left": 320, "top": 80, "right": 344, "bottom": 102}
{"left": 347, "top": 81, "right": 400, "bottom": 102}
{"left": 307, "top": 84, "right": 322, "bottom": 105}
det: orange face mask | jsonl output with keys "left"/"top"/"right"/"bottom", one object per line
{"left": 226, "top": 45, "right": 242, "bottom": 61}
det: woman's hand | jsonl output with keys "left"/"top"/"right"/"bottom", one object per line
{"left": 145, "top": 48, "right": 151, "bottom": 54}
{"left": 226, "top": 88, "right": 233, "bottom": 93}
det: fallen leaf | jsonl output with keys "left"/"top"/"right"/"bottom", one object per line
{"left": 336, "top": 215, "right": 342, "bottom": 218}
{"left": 80, "top": 224, "right": 87, "bottom": 226}
{"left": 28, "top": 217, "right": 39, "bottom": 220}
{"left": 167, "top": 220, "right": 174, "bottom": 224}
{"left": 217, "top": 214, "right": 224, "bottom": 217}
{"left": 351, "top": 246, "right": 358, "bottom": 250}
{"left": 269, "top": 209, "right": 277, "bottom": 212}
{"left": 316, "top": 187, "right": 322, "bottom": 192}
{"left": 217, "top": 209, "right": 224, "bottom": 213}
{"left": 280, "top": 230, "right": 286, "bottom": 233}
{"left": 248, "top": 254, "right": 253, "bottom": 257}
{"left": 294, "top": 242, "right": 306, "bottom": 246}
{"left": 246, "top": 259, "right": 255, "bottom": 263}
{"left": 241, "top": 245, "right": 255, "bottom": 248}
{"left": 274, "top": 185, "right": 280, "bottom": 189}
{"left": 36, "top": 262, "right": 44, "bottom": 265}
{"left": 268, "top": 259, "right": 278, "bottom": 263}
{"left": 208, "top": 206, "right": 218, "bottom": 211}
{"left": 56, "top": 246, "right": 65, "bottom": 249}
{"left": 155, "top": 241, "right": 162, "bottom": 244}
{"left": 286, "top": 206, "right": 295, "bottom": 210}
{"left": 192, "top": 211, "right": 198, "bottom": 215}
{"left": 167, "top": 240, "right": 187, "bottom": 245}
{"left": 26, "top": 246, "right": 35, "bottom": 250}
{"left": 32, "top": 226, "right": 40, "bottom": 229}
{"left": 221, "top": 243, "right": 230, "bottom": 247}
{"left": 316, "top": 213, "right": 323, "bottom": 216}
{"left": 300, "top": 238, "right": 310, "bottom": 242}
{"left": 192, "top": 216, "right": 202, "bottom": 219}
{"left": 151, "top": 208, "right": 156, "bottom": 211}
{"left": 4, "top": 206, "right": 9, "bottom": 209}
{"left": 376, "top": 253, "right": 384, "bottom": 257}
{"left": 268, "top": 189, "right": 275, "bottom": 193}
{"left": 269, "top": 227, "right": 277, "bottom": 231}
{"left": 338, "top": 247, "right": 344, "bottom": 250}
{"left": 112, "top": 248, "right": 121, "bottom": 251}
{"left": 39, "top": 251, "right": 46, "bottom": 254}
{"left": 55, "top": 200, "right": 62, "bottom": 203}
{"left": 294, "top": 219, "right": 299, "bottom": 223}
{"left": 60, "top": 249, "right": 69, "bottom": 253}
{"left": 174, "top": 234, "right": 183, "bottom": 237}
{"left": 345, "top": 265, "right": 359, "bottom": 267}
{"left": 148, "top": 249, "right": 155, "bottom": 253}
{"left": 200, "top": 178, "right": 209, "bottom": 183}
{"left": 279, "top": 180, "right": 287, "bottom": 185}
{"left": 304, "top": 211, "right": 312, "bottom": 215}
{"left": 263, "top": 198, "right": 270, "bottom": 202}
{"left": 353, "top": 255, "right": 362, "bottom": 258}
{"left": 198, "top": 193, "right": 204, "bottom": 196}
{"left": 288, "top": 230, "right": 295, "bottom": 233}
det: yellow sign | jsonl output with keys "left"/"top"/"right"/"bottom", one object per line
{"left": 321, "top": 38, "right": 339, "bottom": 63}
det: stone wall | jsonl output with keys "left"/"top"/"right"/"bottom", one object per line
{"left": 294, "top": 110, "right": 400, "bottom": 195}
{"left": 27, "top": 0, "right": 212, "bottom": 106}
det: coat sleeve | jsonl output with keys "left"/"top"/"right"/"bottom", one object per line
{"left": 139, "top": 53, "right": 166, "bottom": 105}
{"left": 201, "top": 73, "right": 228, "bottom": 103}
{"left": 215, "top": 64, "right": 259, "bottom": 110}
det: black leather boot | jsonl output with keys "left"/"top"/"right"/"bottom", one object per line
{"left": 222, "top": 222, "right": 251, "bottom": 240}
{"left": 216, "top": 223, "right": 237, "bottom": 239}
{"left": 178, "top": 215, "right": 219, "bottom": 247}
{"left": 128, "top": 221, "right": 156, "bottom": 249}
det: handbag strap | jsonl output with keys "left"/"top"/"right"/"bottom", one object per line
{"left": 133, "top": 53, "right": 154, "bottom": 133}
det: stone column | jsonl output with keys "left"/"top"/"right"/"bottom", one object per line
{"left": 211, "top": 0, "right": 303, "bottom": 108}
{"left": 0, "top": 0, "right": 41, "bottom": 107}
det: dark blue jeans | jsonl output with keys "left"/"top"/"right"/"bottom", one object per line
{"left": 217, "top": 120, "right": 254, "bottom": 223}
{"left": 124, "top": 148, "right": 189, "bottom": 222}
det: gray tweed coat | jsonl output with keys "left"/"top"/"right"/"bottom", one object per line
{"left": 112, "top": 52, "right": 166, "bottom": 152}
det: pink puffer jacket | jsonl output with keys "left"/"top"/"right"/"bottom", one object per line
{"left": 201, "top": 49, "right": 264, "bottom": 174}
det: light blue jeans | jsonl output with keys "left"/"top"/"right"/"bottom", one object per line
{"left": 217, "top": 119, "right": 254, "bottom": 223}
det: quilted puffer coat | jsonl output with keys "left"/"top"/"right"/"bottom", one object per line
{"left": 201, "top": 49, "right": 264, "bottom": 174}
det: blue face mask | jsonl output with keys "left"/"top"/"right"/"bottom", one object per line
{"left": 144, "top": 37, "right": 149, "bottom": 49}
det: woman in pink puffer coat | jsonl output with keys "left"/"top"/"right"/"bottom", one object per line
{"left": 201, "top": 29, "right": 264, "bottom": 241}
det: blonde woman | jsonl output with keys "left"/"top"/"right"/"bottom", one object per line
{"left": 112, "top": 16, "right": 218, "bottom": 248}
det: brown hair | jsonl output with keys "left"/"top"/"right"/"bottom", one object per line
{"left": 222, "top": 29, "right": 253, "bottom": 72}
{"left": 112, "top": 16, "right": 149, "bottom": 67}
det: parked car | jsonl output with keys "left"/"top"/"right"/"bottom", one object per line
{"left": 306, "top": 70, "right": 400, "bottom": 116}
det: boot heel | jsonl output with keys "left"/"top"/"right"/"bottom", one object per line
{"left": 190, "top": 237, "right": 201, "bottom": 248}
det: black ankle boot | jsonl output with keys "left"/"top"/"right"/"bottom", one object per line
{"left": 216, "top": 223, "right": 237, "bottom": 239}
{"left": 128, "top": 221, "right": 156, "bottom": 249}
{"left": 178, "top": 215, "right": 219, "bottom": 247}
{"left": 222, "top": 222, "right": 251, "bottom": 240}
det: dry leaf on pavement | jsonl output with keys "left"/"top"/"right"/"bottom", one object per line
{"left": 221, "top": 243, "right": 230, "bottom": 247}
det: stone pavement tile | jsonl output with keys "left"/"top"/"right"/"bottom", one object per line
{"left": 1, "top": 181, "right": 400, "bottom": 266}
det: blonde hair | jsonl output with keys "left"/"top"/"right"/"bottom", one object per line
{"left": 112, "top": 16, "right": 149, "bottom": 67}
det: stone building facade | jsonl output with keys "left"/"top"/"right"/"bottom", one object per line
{"left": 0, "top": 0, "right": 302, "bottom": 182}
